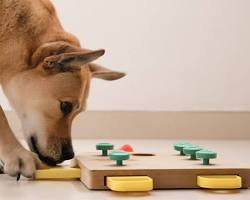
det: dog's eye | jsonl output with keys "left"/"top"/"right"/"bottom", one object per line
{"left": 60, "top": 101, "right": 73, "bottom": 115}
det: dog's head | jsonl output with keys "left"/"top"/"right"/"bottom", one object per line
{"left": 4, "top": 41, "right": 125, "bottom": 165}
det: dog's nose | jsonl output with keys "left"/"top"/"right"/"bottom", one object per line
{"left": 61, "top": 143, "right": 74, "bottom": 160}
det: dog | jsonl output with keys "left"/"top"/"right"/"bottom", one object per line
{"left": 0, "top": 0, "right": 125, "bottom": 178}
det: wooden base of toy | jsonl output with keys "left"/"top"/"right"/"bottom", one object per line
{"left": 76, "top": 152, "right": 250, "bottom": 190}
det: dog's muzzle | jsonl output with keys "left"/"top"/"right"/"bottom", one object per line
{"left": 29, "top": 136, "right": 74, "bottom": 166}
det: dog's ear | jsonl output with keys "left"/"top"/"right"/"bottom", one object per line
{"left": 89, "top": 63, "right": 126, "bottom": 80}
{"left": 32, "top": 41, "right": 80, "bottom": 67}
{"left": 43, "top": 49, "right": 105, "bottom": 73}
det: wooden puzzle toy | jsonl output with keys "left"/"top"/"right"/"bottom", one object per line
{"left": 34, "top": 142, "right": 250, "bottom": 192}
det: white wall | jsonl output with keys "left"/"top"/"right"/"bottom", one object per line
{"left": 1, "top": 0, "right": 250, "bottom": 111}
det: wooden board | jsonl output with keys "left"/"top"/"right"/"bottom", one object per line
{"left": 77, "top": 150, "right": 250, "bottom": 190}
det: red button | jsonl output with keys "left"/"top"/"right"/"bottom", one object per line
{"left": 119, "top": 144, "right": 134, "bottom": 152}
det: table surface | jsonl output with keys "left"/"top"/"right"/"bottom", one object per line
{"left": 0, "top": 139, "right": 250, "bottom": 200}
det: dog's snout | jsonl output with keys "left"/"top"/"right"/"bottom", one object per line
{"left": 61, "top": 143, "right": 74, "bottom": 161}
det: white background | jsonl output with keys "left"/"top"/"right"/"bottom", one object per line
{"left": 1, "top": 0, "right": 250, "bottom": 111}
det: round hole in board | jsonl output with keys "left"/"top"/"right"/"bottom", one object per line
{"left": 132, "top": 153, "right": 155, "bottom": 156}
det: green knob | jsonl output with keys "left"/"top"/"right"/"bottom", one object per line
{"left": 183, "top": 146, "right": 203, "bottom": 160}
{"left": 174, "top": 142, "right": 193, "bottom": 155}
{"left": 96, "top": 143, "right": 114, "bottom": 156}
{"left": 109, "top": 150, "right": 130, "bottom": 166}
{"left": 196, "top": 150, "right": 217, "bottom": 165}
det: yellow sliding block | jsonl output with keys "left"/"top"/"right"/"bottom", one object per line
{"left": 35, "top": 167, "right": 81, "bottom": 180}
{"left": 107, "top": 176, "right": 153, "bottom": 192}
{"left": 197, "top": 175, "right": 242, "bottom": 189}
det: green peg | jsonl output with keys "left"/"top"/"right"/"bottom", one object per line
{"left": 183, "top": 146, "right": 203, "bottom": 160}
{"left": 96, "top": 143, "right": 114, "bottom": 156}
{"left": 196, "top": 150, "right": 217, "bottom": 165}
{"left": 174, "top": 142, "right": 193, "bottom": 155}
{"left": 109, "top": 150, "right": 130, "bottom": 166}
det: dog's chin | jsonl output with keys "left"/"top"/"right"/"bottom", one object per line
{"left": 29, "top": 136, "right": 62, "bottom": 166}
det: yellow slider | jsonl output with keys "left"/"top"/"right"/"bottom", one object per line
{"left": 35, "top": 167, "right": 81, "bottom": 180}
{"left": 197, "top": 175, "right": 242, "bottom": 189}
{"left": 107, "top": 176, "right": 153, "bottom": 192}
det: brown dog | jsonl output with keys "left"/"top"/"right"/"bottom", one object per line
{"left": 0, "top": 0, "right": 125, "bottom": 178}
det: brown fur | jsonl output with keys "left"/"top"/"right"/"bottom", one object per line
{"left": 0, "top": 0, "right": 125, "bottom": 178}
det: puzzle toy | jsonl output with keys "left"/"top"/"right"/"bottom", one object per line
{"left": 34, "top": 142, "right": 250, "bottom": 192}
